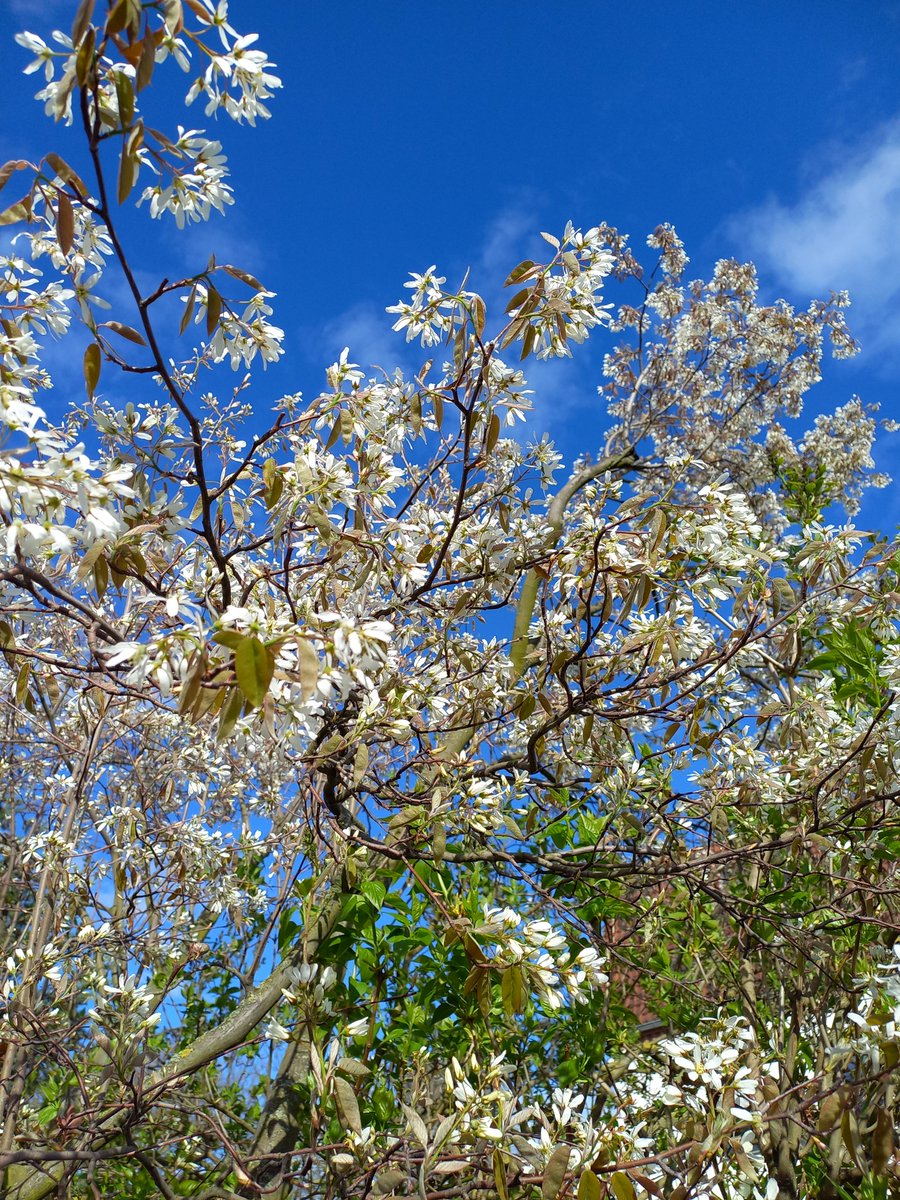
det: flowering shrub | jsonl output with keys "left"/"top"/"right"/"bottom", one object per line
{"left": 0, "top": 4, "right": 898, "bottom": 1200}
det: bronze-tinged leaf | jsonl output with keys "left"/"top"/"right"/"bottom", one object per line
{"left": 71, "top": 0, "right": 96, "bottom": 48}
{"left": 216, "top": 685, "right": 243, "bottom": 741}
{"left": 0, "top": 620, "right": 16, "bottom": 669}
{"left": 486, "top": 411, "right": 501, "bottom": 455}
{"left": 55, "top": 188, "right": 74, "bottom": 256}
{"left": 872, "top": 1108, "right": 895, "bottom": 1176}
{"left": 505, "top": 285, "right": 532, "bottom": 315}
{"left": 45, "top": 153, "right": 88, "bottom": 198}
{"left": 373, "top": 1170, "right": 407, "bottom": 1195}
{"left": 179, "top": 285, "right": 197, "bottom": 334}
{"left": 222, "top": 264, "right": 264, "bottom": 290}
{"left": 75, "top": 25, "right": 96, "bottom": 86}
{"left": 352, "top": 742, "right": 369, "bottom": 786}
{"left": 0, "top": 197, "right": 32, "bottom": 226}
{"left": 101, "top": 320, "right": 147, "bottom": 346}
{"left": 841, "top": 1109, "right": 863, "bottom": 1170}
{"left": 576, "top": 1170, "right": 602, "bottom": 1200}
{"left": 234, "top": 635, "right": 275, "bottom": 709}
{"left": 15, "top": 662, "right": 31, "bottom": 706}
{"left": 336, "top": 1057, "right": 370, "bottom": 1079}
{"left": 333, "top": 1077, "right": 362, "bottom": 1136}
{"left": 541, "top": 1145, "right": 571, "bottom": 1200}
{"left": 493, "top": 1150, "right": 509, "bottom": 1200}
{"left": 401, "top": 1102, "right": 429, "bottom": 1149}
{"left": 136, "top": 32, "right": 157, "bottom": 92}
{"left": 184, "top": 0, "right": 215, "bottom": 23}
{"left": 178, "top": 650, "right": 207, "bottom": 715}
{"left": 472, "top": 294, "right": 486, "bottom": 336}
{"left": 117, "top": 143, "right": 136, "bottom": 204}
{"left": 324, "top": 413, "right": 342, "bottom": 451}
{"left": 93, "top": 554, "right": 109, "bottom": 600}
{"left": 817, "top": 1091, "right": 843, "bottom": 1132}
{"left": 0, "top": 160, "right": 31, "bottom": 195}
{"left": 504, "top": 259, "right": 538, "bottom": 286}
{"left": 105, "top": 0, "right": 129, "bottom": 33}
{"left": 206, "top": 284, "right": 223, "bottom": 336}
{"left": 83, "top": 343, "right": 101, "bottom": 398}
{"left": 520, "top": 322, "right": 537, "bottom": 362}
{"left": 296, "top": 638, "right": 318, "bottom": 700}
{"left": 162, "top": 0, "right": 184, "bottom": 35}
{"left": 106, "top": 0, "right": 141, "bottom": 37}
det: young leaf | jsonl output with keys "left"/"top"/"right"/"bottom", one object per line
{"left": 71, "top": 0, "right": 96, "bottom": 48}
{"left": 206, "top": 284, "right": 223, "bottom": 335}
{"left": 217, "top": 686, "right": 243, "bottom": 741}
{"left": 101, "top": 321, "right": 147, "bottom": 346}
{"left": 296, "top": 638, "right": 318, "bottom": 699}
{"left": 610, "top": 1173, "right": 636, "bottom": 1200}
{"left": 83, "top": 343, "right": 101, "bottom": 398}
{"left": 541, "top": 1145, "right": 571, "bottom": 1200}
{"left": 55, "top": 188, "right": 74, "bottom": 256}
{"left": 577, "top": 1171, "right": 602, "bottom": 1200}
{"left": 333, "top": 1077, "right": 362, "bottom": 1136}
{"left": 401, "top": 1102, "right": 429, "bottom": 1149}
{"left": 493, "top": 1150, "right": 509, "bottom": 1200}
{"left": 234, "top": 636, "right": 275, "bottom": 709}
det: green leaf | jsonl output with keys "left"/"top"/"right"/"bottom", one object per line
{"left": 234, "top": 636, "right": 275, "bottom": 709}
{"left": 211, "top": 630, "right": 244, "bottom": 650}
{"left": 500, "top": 965, "right": 525, "bottom": 1016}
{"left": 114, "top": 71, "right": 134, "bottom": 127}
{"left": 352, "top": 742, "right": 369, "bottom": 786}
{"left": 485, "top": 412, "right": 501, "bottom": 455}
{"left": 541, "top": 1146, "right": 571, "bottom": 1200}
{"left": 610, "top": 1173, "right": 636, "bottom": 1200}
{"left": 361, "top": 879, "right": 386, "bottom": 912}
{"left": 217, "top": 686, "right": 243, "bottom": 741}
{"left": 83, "top": 343, "right": 101, "bottom": 398}
{"left": 333, "top": 1077, "right": 362, "bottom": 1136}
{"left": 577, "top": 1170, "right": 602, "bottom": 1200}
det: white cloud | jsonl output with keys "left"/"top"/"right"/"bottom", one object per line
{"left": 5, "top": 0, "right": 67, "bottom": 16}
{"left": 308, "top": 302, "right": 412, "bottom": 379}
{"left": 734, "top": 119, "right": 900, "bottom": 364}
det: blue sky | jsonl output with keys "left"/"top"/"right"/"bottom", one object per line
{"left": 2, "top": 0, "right": 900, "bottom": 525}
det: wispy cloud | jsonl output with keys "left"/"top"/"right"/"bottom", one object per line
{"left": 317, "top": 303, "right": 411, "bottom": 377}
{"left": 5, "top": 0, "right": 65, "bottom": 14}
{"left": 733, "top": 119, "right": 900, "bottom": 365}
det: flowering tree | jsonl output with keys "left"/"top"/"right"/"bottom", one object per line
{"left": 2, "top": 4, "right": 900, "bottom": 1200}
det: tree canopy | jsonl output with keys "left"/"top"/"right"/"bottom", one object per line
{"left": 1, "top": 4, "right": 899, "bottom": 1200}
